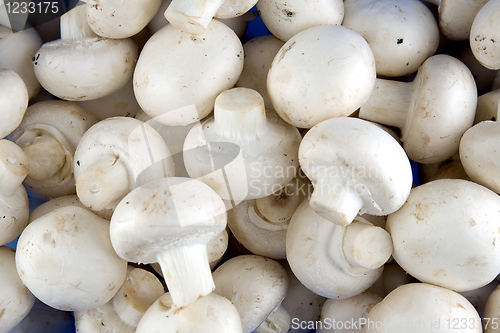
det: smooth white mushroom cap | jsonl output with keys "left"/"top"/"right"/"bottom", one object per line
{"left": 267, "top": 24, "right": 376, "bottom": 129}
{"left": 435, "top": 0, "right": 489, "bottom": 41}
{"left": 299, "top": 117, "right": 412, "bottom": 226}
{"left": 257, "top": 0, "right": 344, "bottom": 42}
{"left": 342, "top": 0, "right": 439, "bottom": 77}
{"left": 136, "top": 292, "right": 243, "bottom": 333}
{"left": 15, "top": 206, "right": 128, "bottom": 311}
{"left": 134, "top": 19, "right": 244, "bottom": 126}
{"left": 366, "top": 283, "right": 481, "bottom": 333}
{"left": 0, "top": 247, "right": 35, "bottom": 333}
{"left": 0, "top": 68, "right": 28, "bottom": 138}
{"left": 28, "top": 195, "right": 88, "bottom": 224}
{"left": 387, "top": 179, "right": 500, "bottom": 292}
{"left": 470, "top": 0, "right": 500, "bottom": 70}
{"left": 213, "top": 255, "right": 288, "bottom": 333}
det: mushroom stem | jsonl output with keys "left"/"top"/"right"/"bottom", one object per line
{"left": 164, "top": 0, "right": 225, "bottom": 35}
{"left": 60, "top": 3, "right": 98, "bottom": 40}
{"left": 309, "top": 177, "right": 365, "bottom": 226}
{"left": 359, "top": 78, "right": 415, "bottom": 129}
{"left": 23, "top": 133, "right": 66, "bottom": 181}
{"left": 76, "top": 155, "right": 130, "bottom": 211}
{"left": 214, "top": 87, "right": 269, "bottom": 142}
{"left": 254, "top": 305, "right": 292, "bottom": 333}
{"left": 156, "top": 240, "right": 215, "bottom": 307}
{"left": 0, "top": 140, "right": 29, "bottom": 197}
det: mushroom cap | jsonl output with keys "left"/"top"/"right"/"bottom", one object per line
{"left": 366, "top": 283, "right": 480, "bottom": 333}
{"left": 133, "top": 19, "right": 244, "bottom": 126}
{"left": 15, "top": 206, "right": 127, "bottom": 311}
{"left": 0, "top": 68, "right": 28, "bottom": 138}
{"left": 212, "top": 255, "right": 288, "bottom": 333}
{"left": 257, "top": 0, "right": 344, "bottom": 42}
{"left": 215, "top": 0, "right": 259, "bottom": 19}
{"left": 0, "top": 186, "right": 29, "bottom": 246}
{"left": 387, "top": 179, "right": 500, "bottom": 292}
{"left": 401, "top": 54, "right": 477, "bottom": 164}
{"left": 299, "top": 117, "right": 412, "bottom": 218}
{"left": 0, "top": 246, "right": 35, "bottom": 333}
{"left": 136, "top": 292, "right": 243, "bottom": 333}
{"left": 267, "top": 24, "right": 376, "bottom": 128}
{"left": 28, "top": 195, "right": 87, "bottom": 223}
{"left": 484, "top": 284, "right": 500, "bottom": 333}
{"left": 86, "top": 0, "right": 163, "bottom": 39}
{"left": 438, "top": 0, "right": 489, "bottom": 41}
{"left": 110, "top": 177, "right": 227, "bottom": 264}
{"left": 33, "top": 37, "right": 138, "bottom": 101}
{"left": 470, "top": 0, "right": 500, "bottom": 70}
{"left": 342, "top": 0, "right": 439, "bottom": 77}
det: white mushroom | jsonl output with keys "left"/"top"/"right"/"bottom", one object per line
{"left": 15, "top": 206, "right": 128, "bottom": 311}
{"left": 342, "top": 0, "right": 439, "bottom": 77}
{"left": 28, "top": 195, "right": 91, "bottom": 223}
{"left": 0, "top": 69, "right": 28, "bottom": 138}
{"left": 299, "top": 117, "right": 412, "bottom": 226}
{"left": 474, "top": 88, "right": 500, "bottom": 123}
{"left": 74, "top": 267, "right": 165, "bottom": 333}
{"left": 74, "top": 117, "right": 174, "bottom": 215}
{"left": 212, "top": 255, "right": 290, "bottom": 333}
{"left": 267, "top": 24, "right": 376, "bottom": 129}
{"left": 136, "top": 292, "right": 243, "bottom": 333}
{"left": 9, "top": 100, "right": 97, "bottom": 199}
{"left": 110, "top": 177, "right": 227, "bottom": 307}
{"left": 470, "top": 0, "right": 500, "bottom": 70}
{"left": 0, "top": 246, "right": 35, "bottom": 333}
{"left": 133, "top": 19, "right": 243, "bottom": 126}
{"left": 86, "top": 0, "right": 163, "bottom": 39}
{"left": 256, "top": 0, "right": 344, "bottom": 42}
{"left": 387, "top": 179, "right": 500, "bottom": 292}
{"left": 484, "top": 284, "right": 500, "bottom": 333}
{"left": 33, "top": 4, "right": 139, "bottom": 101}
{"left": 359, "top": 54, "right": 477, "bottom": 164}
{"left": 0, "top": 139, "right": 29, "bottom": 246}
{"left": 286, "top": 200, "right": 392, "bottom": 300}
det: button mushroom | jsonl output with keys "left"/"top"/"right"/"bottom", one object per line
{"left": 110, "top": 177, "right": 227, "bottom": 307}
{"left": 470, "top": 0, "right": 500, "bottom": 70}
{"left": 0, "top": 68, "right": 28, "bottom": 138}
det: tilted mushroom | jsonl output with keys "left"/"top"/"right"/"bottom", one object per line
{"left": 110, "top": 177, "right": 227, "bottom": 307}
{"left": 10, "top": 100, "right": 97, "bottom": 199}
{"left": 0, "top": 139, "right": 29, "bottom": 246}
{"left": 15, "top": 206, "right": 128, "bottom": 311}
{"left": 0, "top": 69, "right": 28, "bottom": 138}
{"left": 470, "top": 0, "right": 500, "bottom": 70}
{"left": 33, "top": 5, "right": 138, "bottom": 101}
{"left": 387, "top": 179, "right": 500, "bottom": 292}
{"left": 286, "top": 200, "right": 392, "bottom": 300}
{"left": 342, "top": 0, "right": 439, "bottom": 77}
{"left": 256, "top": 0, "right": 344, "bottom": 42}
{"left": 299, "top": 117, "right": 412, "bottom": 226}
{"left": 85, "top": 0, "right": 163, "bottom": 39}
{"left": 0, "top": 246, "right": 35, "bottom": 333}
{"left": 136, "top": 292, "right": 243, "bottom": 333}
{"left": 134, "top": 19, "right": 243, "bottom": 126}
{"left": 267, "top": 24, "right": 376, "bottom": 129}
{"left": 73, "top": 117, "right": 174, "bottom": 216}
{"left": 183, "top": 87, "right": 301, "bottom": 201}
{"left": 74, "top": 267, "right": 165, "bottom": 333}
{"left": 359, "top": 54, "right": 477, "bottom": 164}
{"left": 213, "top": 255, "right": 290, "bottom": 333}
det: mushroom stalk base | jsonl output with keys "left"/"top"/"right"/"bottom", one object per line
{"left": 0, "top": 140, "right": 29, "bottom": 197}
{"left": 165, "top": 0, "right": 225, "bottom": 35}
{"left": 60, "top": 3, "right": 98, "bottom": 40}
{"left": 156, "top": 241, "right": 214, "bottom": 308}
{"left": 254, "top": 305, "right": 291, "bottom": 333}
{"left": 112, "top": 289, "right": 143, "bottom": 328}
{"left": 359, "top": 78, "right": 414, "bottom": 130}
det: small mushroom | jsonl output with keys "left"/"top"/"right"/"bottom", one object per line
{"left": 10, "top": 100, "right": 97, "bottom": 199}
{"left": 267, "top": 24, "right": 376, "bottom": 129}
{"left": 15, "top": 206, "right": 128, "bottom": 311}
{"left": 136, "top": 292, "right": 243, "bottom": 333}
{"left": 359, "top": 54, "right": 477, "bottom": 164}
{"left": 299, "top": 117, "right": 412, "bottom": 226}
{"left": 0, "top": 246, "right": 35, "bottom": 333}
{"left": 0, "top": 69, "right": 28, "bottom": 138}
{"left": 33, "top": 5, "right": 139, "bottom": 101}
{"left": 110, "top": 177, "right": 227, "bottom": 307}
{"left": 470, "top": 0, "right": 500, "bottom": 70}
{"left": 212, "top": 255, "right": 290, "bottom": 333}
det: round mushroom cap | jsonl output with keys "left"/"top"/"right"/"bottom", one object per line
{"left": 387, "top": 179, "right": 500, "bottom": 292}
{"left": 267, "top": 24, "right": 376, "bottom": 129}
{"left": 0, "top": 247, "right": 35, "bottom": 333}
{"left": 212, "top": 255, "right": 288, "bottom": 333}
{"left": 438, "top": 0, "right": 489, "bottom": 41}
{"left": 470, "top": 0, "right": 500, "bottom": 70}
{"left": 110, "top": 177, "right": 227, "bottom": 264}
{"left": 0, "top": 68, "right": 28, "bottom": 138}
{"left": 15, "top": 206, "right": 128, "bottom": 311}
